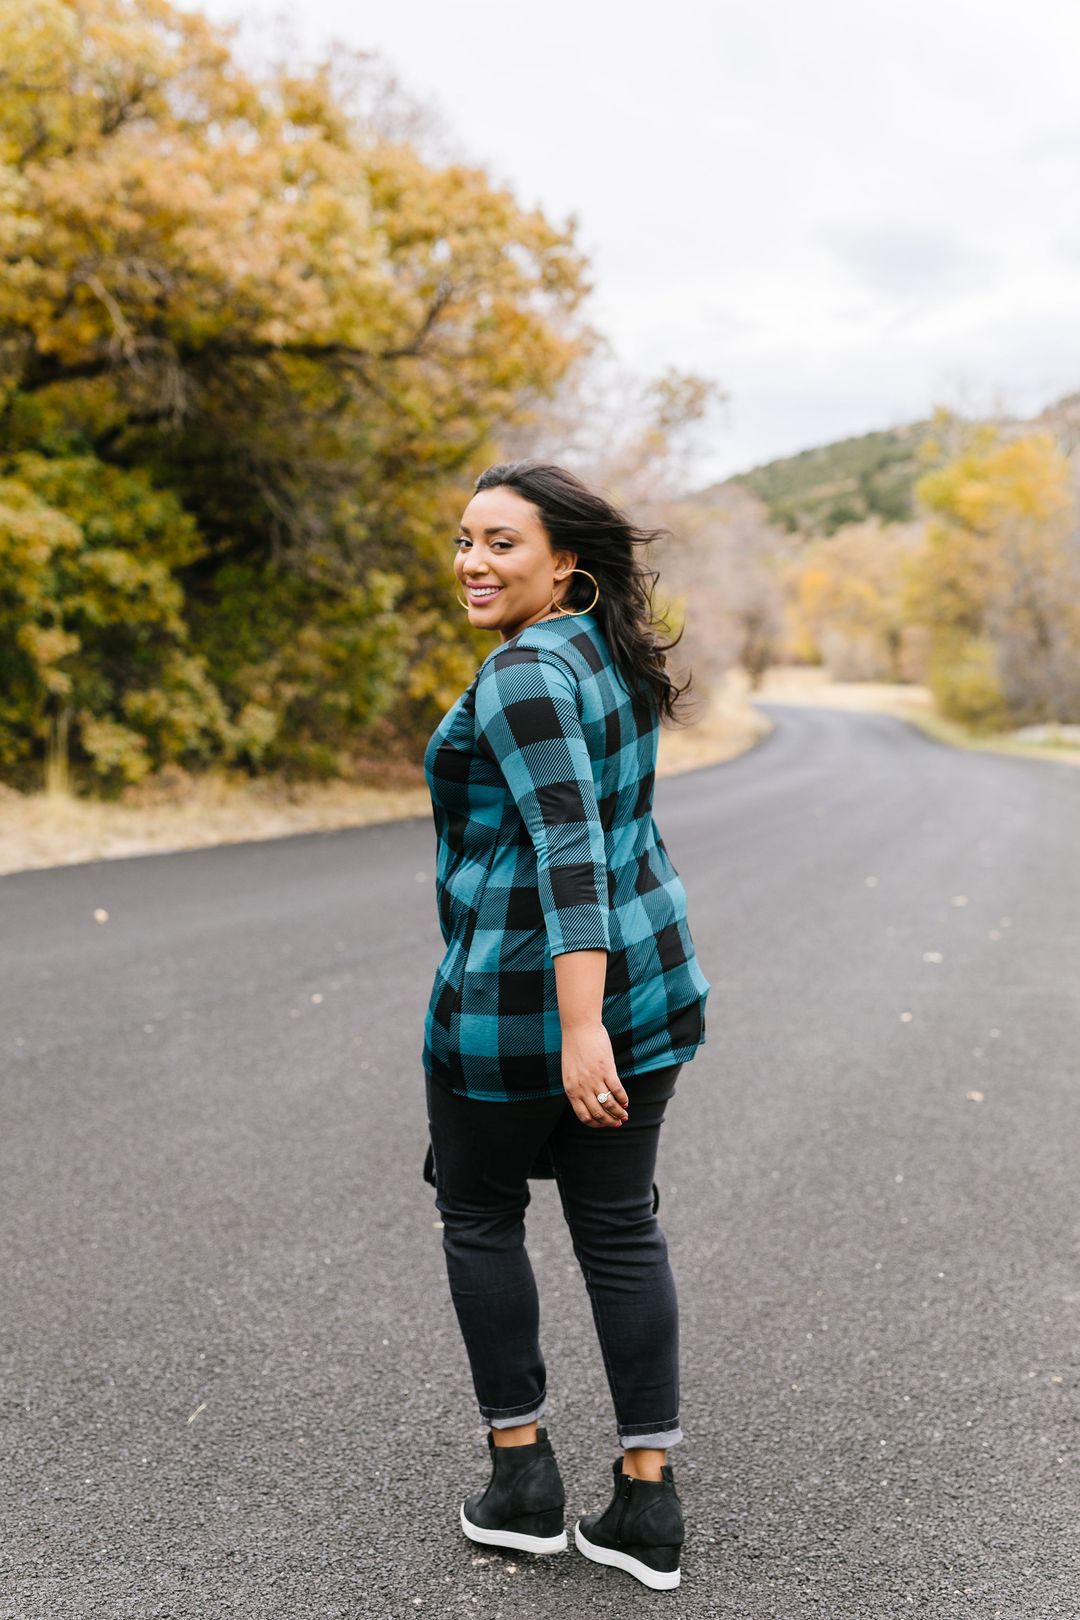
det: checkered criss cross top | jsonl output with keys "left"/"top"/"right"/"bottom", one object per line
{"left": 422, "top": 610, "right": 710, "bottom": 1101}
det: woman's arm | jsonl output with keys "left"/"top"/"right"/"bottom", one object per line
{"left": 554, "top": 949, "right": 630, "bottom": 1128}
{"left": 474, "top": 648, "right": 628, "bottom": 1128}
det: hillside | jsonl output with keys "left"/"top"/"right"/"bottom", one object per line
{"left": 720, "top": 422, "right": 931, "bottom": 535}
{"left": 697, "top": 393, "right": 1080, "bottom": 539}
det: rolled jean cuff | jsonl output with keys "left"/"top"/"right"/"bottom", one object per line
{"left": 484, "top": 1394, "right": 548, "bottom": 1429}
{"left": 620, "top": 1423, "right": 684, "bottom": 1449}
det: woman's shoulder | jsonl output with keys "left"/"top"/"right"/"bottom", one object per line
{"left": 478, "top": 611, "right": 609, "bottom": 685}
{"left": 474, "top": 614, "right": 655, "bottom": 746}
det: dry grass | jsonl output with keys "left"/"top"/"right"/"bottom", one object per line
{"left": 0, "top": 680, "right": 771, "bottom": 877}
{"left": 755, "top": 664, "right": 936, "bottom": 717}
{"left": 8, "top": 667, "right": 1076, "bottom": 879}
{"left": 656, "top": 671, "right": 773, "bottom": 776}
{"left": 0, "top": 771, "right": 432, "bottom": 878}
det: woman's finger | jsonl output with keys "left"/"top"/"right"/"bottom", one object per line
{"left": 566, "top": 1083, "right": 623, "bottom": 1127}
{"left": 568, "top": 1093, "right": 600, "bottom": 1126}
{"left": 590, "top": 1079, "right": 628, "bottom": 1122}
{"left": 588, "top": 1090, "right": 626, "bottom": 1127}
{"left": 583, "top": 1090, "right": 609, "bottom": 1124}
{"left": 570, "top": 1085, "right": 610, "bottom": 1125}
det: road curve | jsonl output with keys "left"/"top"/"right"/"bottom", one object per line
{"left": 2, "top": 702, "right": 1078, "bottom": 1619}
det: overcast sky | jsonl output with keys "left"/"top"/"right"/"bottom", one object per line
{"left": 207, "top": 0, "right": 1080, "bottom": 480}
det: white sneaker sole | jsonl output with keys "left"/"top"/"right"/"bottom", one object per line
{"left": 460, "top": 1502, "right": 567, "bottom": 1554}
{"left": 574, "top": 1520, "right": 681, "bottom": 1589}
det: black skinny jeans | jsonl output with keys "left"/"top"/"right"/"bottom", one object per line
{"left": 424, "top": 1063, "right": 683, "bottom": 1449}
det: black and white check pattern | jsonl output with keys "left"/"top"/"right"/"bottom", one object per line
{"left": 422, "top": 610, "right": 710, "bottom": 1101}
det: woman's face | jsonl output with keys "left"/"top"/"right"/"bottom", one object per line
{"left": 455, "top": 486, "right": 577, "bottom": 643}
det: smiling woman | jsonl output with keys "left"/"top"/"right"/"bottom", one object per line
{"left": 420, "top": 459, "right": 710, "bottom": 1591}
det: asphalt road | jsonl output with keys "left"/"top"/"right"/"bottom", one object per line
{"left": 3, "top": 704, "right": 1079, "bottom": 1620}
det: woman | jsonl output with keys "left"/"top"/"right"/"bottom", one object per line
{"left": 422, "top": 460, "right": 710, "bottom": 1592}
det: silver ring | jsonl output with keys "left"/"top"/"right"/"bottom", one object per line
{"left": 595, "top": 1090, "right": 612, "bottom": 1104}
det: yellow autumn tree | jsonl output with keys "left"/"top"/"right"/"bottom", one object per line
{"left": 906, "top": 428, "right": 1080, "bottom": 729}
{"left": 791, "top": 520, "right": 926, "bottom": 681}
{"left": 1, "top": 1, "right": 585, "bottom": 436}
{"left": 0, "top": 0, "right": 592, "bottom": 788}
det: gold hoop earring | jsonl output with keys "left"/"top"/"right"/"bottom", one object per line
{"left": 548, "top": 568, "right": 600, "bottom": 616}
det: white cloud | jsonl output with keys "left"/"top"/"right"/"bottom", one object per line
{"left": 817, "top": 225, "right": 999, "bottom": 303}
{"left": 205, "top": 0, "right": 1080, "bottom": 478}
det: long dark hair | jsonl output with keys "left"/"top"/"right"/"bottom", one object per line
{"left": 473, "top": 461, "right": 694, "bottom": 725}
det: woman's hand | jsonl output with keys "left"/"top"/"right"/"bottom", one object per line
{"left": 561, "top": 1022, "right": 629, "bottom": 1129}
{"left": 553, "top": 950, "right": 628, "bottom": 1127}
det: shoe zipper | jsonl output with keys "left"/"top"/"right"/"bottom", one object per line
{"left": 614, "top": 1472, "right": 633, "bottom": 1544}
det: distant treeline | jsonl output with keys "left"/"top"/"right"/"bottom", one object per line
{"left": 678, "top": 409, "right": 1080, "bottom": 731}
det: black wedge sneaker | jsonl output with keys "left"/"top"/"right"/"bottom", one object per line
{"left": 459, "top": 1427, "right": 568, "bottom": 1555}
{"left": 575, "top": 1457, "right": 685, "bottom": 1590}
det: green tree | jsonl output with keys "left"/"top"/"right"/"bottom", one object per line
{"left": 0, "top": 453, "right": 232, "bottom": 788}
{"left": 0, "top": 0, "right": 593, "bottom": 786}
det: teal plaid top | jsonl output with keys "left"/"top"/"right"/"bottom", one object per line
{"left": 422, "top": 609, "right": 710, "bottom": 1101}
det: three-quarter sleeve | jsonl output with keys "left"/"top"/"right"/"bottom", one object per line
{"left": 474, "top": 648, "right": 610, "bottom": 958}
